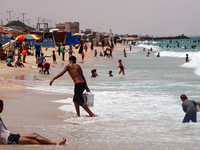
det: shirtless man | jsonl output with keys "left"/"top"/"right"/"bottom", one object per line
{"left": 50, "top": 56, "right": 95, "bottom": 117}
{"left": 0, "top": 99, "right": 66, "bottom": 145}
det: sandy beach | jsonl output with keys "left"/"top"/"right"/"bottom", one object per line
{"left": 0, "top": 43, "right": 130, "bottom": 150}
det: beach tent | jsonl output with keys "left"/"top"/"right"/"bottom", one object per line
{"left": 65, "top": 32, "right": 80, "bottom": 45}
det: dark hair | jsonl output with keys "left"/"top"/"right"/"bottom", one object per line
{"left": 180, "top": 94, "right": 188, "bottom": 100}
{"left": 36, "top": 40, "right": 39, "bottom": 42}
{"left": 0, "top": 100, "right": 3, "bottom": 107}
{"left": 69, "top": 56, "right": 76, "bottom": 61}
{"left": 9, "top": 55, "right": 12, "bottom": 59}
{"left": 38, "top": 63, "right": 43, "bottom": 68}
{"left": 11, "top": 37, "right": 14, "bottom": 40}
{"left": 109, "top": 70, "right": 112, "bottom": 73}
{"left": 41, "top": 53, "right": 44, "bottom": 56}
{"left": 53, "top": 51, "right": 55, "bottom": 53}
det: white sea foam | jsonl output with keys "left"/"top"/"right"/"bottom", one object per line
{"left": 160, "top": 51, "right": 200, "bottom": 76}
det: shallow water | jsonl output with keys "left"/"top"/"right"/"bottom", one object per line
{"left": 13, "top": 40, "right": 200, "bottom": 149}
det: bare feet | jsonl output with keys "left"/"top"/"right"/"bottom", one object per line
{"left": 56, "top": 137, "right": 66, "bottom": 145}
{"left": 90, "top": 113, "right": 95, "bottom": 117}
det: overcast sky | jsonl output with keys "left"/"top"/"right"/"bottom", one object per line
{"left": 1, "top": 0, "right": 200, "bottom": 36}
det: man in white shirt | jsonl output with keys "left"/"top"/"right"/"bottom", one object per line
{"left": 8, "top": 37, "right": 16, "bottom": 61}
{"left": 0, "top": 100, "right": 66, "bottom": 145}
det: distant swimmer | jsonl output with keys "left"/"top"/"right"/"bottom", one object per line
{"left": 157, "top": 53, "right": 160, "bottom": 57}
{"left": 146, "top": 52, "right": 150, "bottom": 57}
{"left": 0, "top": 100, "right": 66, "bottom": 145}
{"left": 180, "top": 94, "right": 200, "bottom": 123}
{"left": 91, "top": 69, "right": 98, "bottom": 78}
{"left": 50, "top": 56, "right": 95, "bottom": 117}
{"left": 186, "top": 54, "right": 189, "bottom": 63}
{"left": 118, "top": 59, "right": 125, "bottom": 75}
{"left": 109, "top": 70, "right": 113, "bottom": 77}
{"left": 123, "top": 49, "right": 127, "bottom": 57}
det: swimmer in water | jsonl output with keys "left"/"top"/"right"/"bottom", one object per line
{"left": 118, "top": 59, "right": 125, "bottom": 75}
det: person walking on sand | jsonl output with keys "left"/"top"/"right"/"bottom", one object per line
{"left": 66, "top": 45, "right": 74, "bottom": 59}
{"left": 50, "top": 56, "right": 95, "bottom": 117}
{"left": 0, "top": 99, "right": 66, "bottom": 145}
{"left": 8, "top": 37, "right": 16, "bottom": 61}
{"left": 118, "top": 59, "right": 125, "bottom": 75}
{"left": 22, "top": 39, "right": 28, "bottom": 63}
{"left": 61, "top": 44, "right": 66, "bottom": 61}
{"left": 35, "top": 40, "right": 42, "bottom": 62}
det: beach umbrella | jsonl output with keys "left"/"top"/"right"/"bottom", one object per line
{"left": 73, "top": 33, "right": 80, "bottom": 36}
{"left": 15, "top": 34, "right": 42, "bottom": 42}
{"left": 97, "top": 32, "right": 101, "bottom": 35}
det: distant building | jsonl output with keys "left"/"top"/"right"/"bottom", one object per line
{"left": 81, "top": 29, "right": 92, "bottom": 34}
{"left": 56, "top": 22, "right": 79, "bottom": 33}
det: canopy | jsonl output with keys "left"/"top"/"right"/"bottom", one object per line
{"left": 15, "top": 34, "right": 42, "bottom": 42}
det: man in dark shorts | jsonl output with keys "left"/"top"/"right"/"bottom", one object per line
{"left": 180, "top": 94, "right": 200, "bottom": 123}
{"left": 0, "top": 99, "right": 66, "bottom": 145}
{"left": 50, "top": 56, "right": 95, "bottom": 117}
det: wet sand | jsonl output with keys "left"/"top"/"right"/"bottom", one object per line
{"left": 0, "top": 44, "right": 132, "bottom": 149}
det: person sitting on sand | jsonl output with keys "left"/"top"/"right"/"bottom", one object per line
{"left": 0, "top": 99, "right": 66, "bottom": 145}
{"left": 38, "top": 62, "right": 50, "bottom": 74}
{"left": 49, "top": 56, "right": 95, "bottom": 117}
{"left": 7, "top": 56, "right": 14, "bottom": 67}
{"left": 15, "top": 60, "right": 25, "bottom": 68}
{"left": 180, "top": 94, "right": 200, "bottom": 123}
{"left": 118, "top": 59, "right": 125, "bottom": 75}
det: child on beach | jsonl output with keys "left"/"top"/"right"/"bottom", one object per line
{"left": 81, "top": 51, "right": 85, "bottom": 63}
{"left": 180, "top": 94, "right": 200, "bottom": 123}
{"left": 61, "top": 44, "right": 66, "bottom": 61}
{"left": 66, "top": 45, "right": 74, "bottom": 59}
{"left": 118, "top": 59, "right": 125, "bottom": 75}
{"left": 109, "top": 70, "right": 113, "bottom": 77}
{"left": 99, "top": 52, "right": 103, "bottom": 57}
{"left": 157, "top": 53, "right": 160, "bottom": 57}
{"left": 7, "top": 56, "right": 14, "bottom": 67}
{"left": 186, "top": 54, "right": 189, "bottom": 63}
{"left": 94, "top": 50, "right": 97, "bottom": 57}
{"left": 38, "top": 62, "right": 50, "bottom": 74}
{"left": 84, "top": 44, "right": 88, "bottom": 52}
{"left": 52, "top": 51, "right": 57, "bottom": 64}
{"left": 37, "top": 53, "right": 46, "bottom": 64}
{"left": 15, "top": 60, "right": 25, "bottom": 68}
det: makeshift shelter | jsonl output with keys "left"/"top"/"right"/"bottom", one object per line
{"left": 65, "top": 32, "right": 80, "bottom": 45}
{"left": 4, "top": 20, "right": 38, "bottom": 32}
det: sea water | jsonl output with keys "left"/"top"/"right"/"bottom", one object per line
{"left": 26, "top": 38, "right": 200, "bottom": 149}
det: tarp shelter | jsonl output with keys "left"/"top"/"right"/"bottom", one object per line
{"left": 65, "top": 32, "right": 80, "bottom": 46}
{"left": 4, "top": 20, "right": 38, "bottom": 32}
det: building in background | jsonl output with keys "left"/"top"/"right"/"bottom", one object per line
{"left": 56, "top": 22, "right": 79, "bottom": 33}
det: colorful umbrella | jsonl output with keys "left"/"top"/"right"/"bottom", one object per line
{"left": 73, "top": 33, "right": 80, "bottom": 36}
{"left": 15, "top": 34, "right": 42, "bottom": 42}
